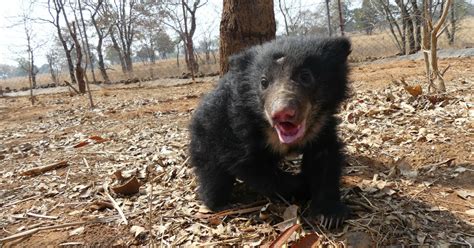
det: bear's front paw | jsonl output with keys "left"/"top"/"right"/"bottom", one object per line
{"left": 311, "top": 201, "right": 349, "bottom": 229}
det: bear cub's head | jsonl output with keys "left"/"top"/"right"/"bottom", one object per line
{"left": 229, "top": 36, "right": 351, "bottom": 151}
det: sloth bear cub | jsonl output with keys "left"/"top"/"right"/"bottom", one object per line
{"left": 189, "top": 36, "right": 351, "bottom": 229}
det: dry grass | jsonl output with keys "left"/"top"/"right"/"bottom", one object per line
{"left": 349, "top": 16, "right": 474, "bottom": 61}
{"left": 0, "top": 59, "right": 219, "bottom": 90}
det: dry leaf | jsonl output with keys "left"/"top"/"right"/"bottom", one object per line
{"left": 268, "top": 224, "right": 301, "bottom": 248}
{"left": 404, "top": 85, "right": 422, "bottom": 97}
{"left": 282, "top": 205, "right": 299, "bottom": 221}
{"left": 20, "top": 161, "right": 69, "bottom": 177}
{"left": 130, "top": 225, "right": 146, "bottom": 238}
{"left": 290, "top": 233, "right": 321, "bottom": 248}
{"left": 113, "top": 170, "right": 125, "bottom": 181}
{"left": 89, "top": 135, "right": 108, "bottom": 143}
{"left": 396, "top": 158, "right": 418, "bottom": 178}
{"left": 69, "top": 226, "right": 85, "bottom": 236}
{"left": 73, "top": 141, "right": 90, "bottom": 148}
{"left": 275, "top": 205, "right": 299, "bottom": 232}
{"left": 89, "top": 200, "right": 114, "bottom": 211}
{"left": 456, "top": 190, "right": 474, "bottom": 200}
{"left": 343, "top": 231, "right": 373, "bottom": 248}
{"left": 112, "top": 176, "right": 141, "bottom": 195}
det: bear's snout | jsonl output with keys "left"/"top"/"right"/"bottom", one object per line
{"left": 271, "top": 106, "right": 296, "bottom": 123}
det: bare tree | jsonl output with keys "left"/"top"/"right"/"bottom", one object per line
{"left": 19, "top": 0, "right": 39, "bottom": 104}
{"left": 325, "top": 0, "right": 332, "bottom": 36}
{"left": 161, "top": 0, "right": 206, "bottom": 77}
{"left": 443, "top": 1, "right": 468, "bottom": 45}
{"left": 395, "top": 0, "right": 415, "bottom": 54}
{"left": 445, "top": 4, "right": 455, "bottom": 45}
{"left": 45, "top": 0, "right": 77, "bottom": 86}
{"left": 373, "top": 0, "right": 405, "bottom": 54}
{"left": 11, "top": 0, "right": 43, "bottom": 104}
{"left": 86, "top": 0, "right": 111, "bottom": 83}
{"left": 337, "top": 0, "right": 345, "bottom": 36}
{"left": 135, "top": 2, "right": 163, "bottom": 65}
{"left": 411, "top": 0, "right": 422, "bottom": 51}
{"left": 219, "top": 0, "right": 276, "bottom": 74}
{"left": 46, "top": 49, "right": 60, "bottom": 84}
{"left": 77, "top": 0, "right": 97, "bottom": 83}
{"left": 57, "top": 0, "right": 87, "bottom": 93}
{"left": 278, "top": 0, "right": 290, "bottom": 35}
{"left": 422, "top": 0, "right": 453, "bottom": 93}
{"left": 277, "top": 0, "right": 308, "bottom": 36}
{"left": 109, "top": 0, "right": 138, "bottom": 75}
{"left": 69, "top": 21, "right": 87, "bottom": 93}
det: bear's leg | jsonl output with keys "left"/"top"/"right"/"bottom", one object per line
{"left": 302, "top": 139, "right": 348, "bottom": 229}
{"left": 195, "top": 166, "right": 235, "bottom": 211}
{"left": 228, "top": 158, "right": 303, "bottom": 200}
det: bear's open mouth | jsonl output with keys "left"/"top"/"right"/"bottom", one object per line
{"left": 275, "top": 121, "right": 305, "bottom": 144}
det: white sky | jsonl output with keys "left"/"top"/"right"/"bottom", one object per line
{"left": 0, "top": 0, "right": 351, "bottom": 66}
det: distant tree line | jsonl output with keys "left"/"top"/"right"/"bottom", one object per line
{"left": 277, "top": 0, "right": 473, "bottom": 55}
{"left": 10, "top": 0, "right": 473, "bottom": 91}
{"left": 11, "top": 0, "right": 216, "bottom": 93}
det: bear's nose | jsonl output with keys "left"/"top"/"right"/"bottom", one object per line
{"left": 272, "top": 107, "right": 296, "bottom": 122}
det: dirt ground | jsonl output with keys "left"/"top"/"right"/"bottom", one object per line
{"left": 0, "top": 57, "right": 473, "bottom": 247}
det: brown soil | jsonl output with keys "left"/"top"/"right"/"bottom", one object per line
{"left": 0, "top": 58, "right": 473, "bottom": 247}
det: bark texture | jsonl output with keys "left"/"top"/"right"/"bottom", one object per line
{"left": 219, "top": 0, "right": 276, "bottom": 74}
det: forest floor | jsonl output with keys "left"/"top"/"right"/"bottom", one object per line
{"left": 0, "top": 57, "right": 473, "bottom": 247}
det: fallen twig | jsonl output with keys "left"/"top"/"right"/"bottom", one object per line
{"left": 59, "top": 242, "right": 85, "bottom": 246}
{"left": 198, "top": 237, "right": 242, "bottom": 246}
{"left": 64, "top": 80, "right": 80, "bottom": 94}
{"left": 269, "top": 224, "right": 301, "bottom": 248}
{"left": 420, "top": 158, "right": 456, "bottom": 170}
{"left": 20, "top": 161, "right": 69, "bottom": 177}
{"left": 196, "top": 200, "right": 267, "bottom": 219}
{"left": 208, "top": 206, "right": 263, "bottom": 219}
{"left": 3, "top": 195, "right": 40, "bottom": 207}
{"left": 0, "top": 218, "right": 111, "bottom": 243}
{"left": 103, "top": 181, "right": 128, "bottom": 225}
{"left": 26, "top": 212, "right": 59, "bottom": 220}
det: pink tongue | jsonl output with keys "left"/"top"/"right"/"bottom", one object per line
{"left": 275, "top": 122, "right": 304, "bottom": 144}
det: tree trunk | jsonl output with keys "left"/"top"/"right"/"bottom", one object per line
{"left": 111, "top": 31, "right": 127, "bottom": 74}
{"left": 124, "top": 46, "right": 134, "bottom": 75}
{"left": 70, "top": 22, "right": 86, "bottom": 93}
{"left": 411, "top": 0, "right": 422, "bottom": 51}
{"left": 78, "top": 0, "right": 97, "bottom": 83}
{"left": 90, "top": 7, "right": 110, "bottom": 83}
{"left": 47, "top": 55, "right": 58, "bottom": 84}
{"left": 325, "top": 0, "right": 332, "bottom": 37}
{"left": 379, "top": 0, "right": 405, "bottom": 54}
{"left": 219, "top": 0, "right": 276, "bottom": 74}
{"left": 181, "top": 1, "right": 198, "bottom": 77}
{"left": 446, "top": 5, "right": 456, "bottom": 45}
{"left": 422, "top": 0, "right": 452, "bottom": 93}
{"left": 26, "top": 33, "right": 35, "bottom": 105}
{"left": 58, "top": 26, "right": 76, "bottom": 86}
{"left": 395, "top": 0, "right": 415, "bottom": 54}
{"left": 337, "top": 0, "right": 345, "bottom": 36}
{"left": 278, "top": 0, "right": 290, "bottom": 35}
{"left": 176, "top": 42, "right": 180, "bottom": 68}
{"left": 97, "top": 36, "right": 110, "bottom": 83}
{"left": 400, "top": 1, "right": 415, "bottom": 54}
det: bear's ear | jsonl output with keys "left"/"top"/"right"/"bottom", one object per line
{"left": 319, "top": 37, "right": 351, "bottom": 63}
{"left": 228, "top": 48, "right": 256, "bottom": 72}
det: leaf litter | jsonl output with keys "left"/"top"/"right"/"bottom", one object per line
{"left": 0, "top": 59, "right": 473, "bottom": 246}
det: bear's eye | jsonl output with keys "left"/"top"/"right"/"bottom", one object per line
{"left": 299, "top": 69, "right": 313, "bottom": 85}
{"left": 261, "top": 77, "right": 269, "bottom": 89}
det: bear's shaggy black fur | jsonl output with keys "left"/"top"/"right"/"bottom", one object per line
{"left": 189, "top": 36, "right": 351, "bottom": 228}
